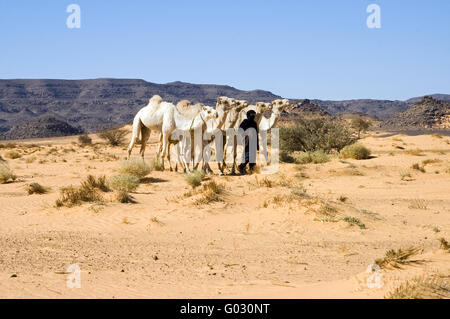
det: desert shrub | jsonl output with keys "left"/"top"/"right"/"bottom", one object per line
{"left": 280, "top": 117, "right": 356, "bottom": 153}
{"left": 25, "top": 156, "right": 37, "bottom": 163}
{"left": 184, "top": 170, "right": 205, "bottom": 189}
{"left": 0, "top": 162, "right": 16, "bottom": 184}
{"left": 81, "top": 175, "right": 110, "bottom": 192}
{"left": 439, "top": 238, "right": 450, "bottom": 251}
{"left": 4, "top": 150, "right": 22, "bottom": 159}
{"left": 107, "top": 174, "right": 140, "bottom": 193}
{"left": 340, "top": 143, "right": 371, "bottom": 160}
{"left": 118, "top": 159, "right": 151, "bottom": 178}
{"left": 150, "top": 158, "right": 164, "bottom": 171}
{"left": 194, "top": 180, "right": 225, "bottom": 205}
{"left": 386, "top": 273, "right": 449, "bottom": 299}
{"left": 294, "top": 150, "right": 329, "bottom": 164}
{"left": 279, "top": 151, "right": 295, "bottom": 163}
{"left": 411, "top": 163, "right": 425, "bottom": 173}
{"left": 26, "top": 182, "right": 49, "bottom": 195}
{"left": 343, "top": 216, "right": 366, "bottom": 229}
{"left": 56, "top": 185, "right": 103, "bottom": 207}
{"left": 97, "top": 129, "right": 127, "bottom": 146}
{"left": 78, "top": 134, "right": 92, "bottom": 145}
{"left": 375, "top": 247, "right": 422, "bottom": 269}
{"left": 405, "top": 149, "right": 425, "bottom": 156}
{"left": 116, "top": 191, "right": 136, "bottom": 203}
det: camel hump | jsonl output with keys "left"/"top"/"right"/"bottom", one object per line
{"left": 175, "top": 101, "right": 204, "bottom": 120}
{"left": 149, "top": 95, "right": 163, "bottom": 105}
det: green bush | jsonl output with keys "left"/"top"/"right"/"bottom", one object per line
{"left": 118, "top": 159, "right": 151, "bottom": 178}
{"left": 280, "top": 117, "right": 356, "bottom": 153}
{"left": 107, "top": 174, "right": 140, "bottom": 192}
{"left": 340, "top": 144, "right": 371, "bottom": 160}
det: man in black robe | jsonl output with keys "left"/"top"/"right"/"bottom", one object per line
{"left": 238, "top": 110, "right": 259, "bottom": 175}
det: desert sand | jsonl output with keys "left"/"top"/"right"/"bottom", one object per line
{"left": 0, "top": 129, "right": 449, "bottom": 298}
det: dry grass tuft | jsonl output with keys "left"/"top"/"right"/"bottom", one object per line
{"left": 408, "top": 199, "right": 428, "bottom": 210}
{"left": 375, "top": 247, "right": 422, "bottom": 269}
{"left": 150, "top": 158, "right": 164, "bottom": 171}
{"left": 340, "top": 144, "right": 371, "bottom": 160}
{"left": 439, "top": 238, "right": 450, "bottom": 251}
{"left": 118, "top": 159, "right": 151, "bottom": 178}
{"left": 385, "top": 273, "right": 449, "bottom": 299}
{"left": 0, "top": 162, "right": 16, "bottom": 184}
{"left": 294, "top": 150, "right": 330, "bottom": 164}
{"left": 256, "top": 176, "right": 273, "bottom": 188}
{"left": 411, "top": 163, "right": 426, "bottom": 173}
{"left": 56, "top": 185, "right": 103, "bottom": 208}
{"left": 314, "top": 203, "right": 338, "bottom": 223}
{"left": 194, "top": 180, "right": 225, "bottom": 205}
{"left": 26, "top": 182, "right": 49, "bottom": 195}
{"left": 107, "top": 174, "right": 140, "bottom": 193}
{"left": 343, "top": 216, "right": 366, "bottom": 229}
{"left": 4, "top": 150, "right": 22, "bottom": 159}
{"left": 405, "top": 148, "right": 425, "bottom": 156}
{"left": 82, "top": 175, "right": 110, "bottom": 192}
{"left": 25, "top": 155, "right": 37, "bottom": 163}
{"left": 116, "top": 191, "right": 136, "bottom": 204}
{"left": 184, "top": 170, "right": 206, "bottom": 189}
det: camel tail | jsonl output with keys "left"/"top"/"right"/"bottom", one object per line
{"left": 127, "top": 113, "right": 143, "bottom": 158}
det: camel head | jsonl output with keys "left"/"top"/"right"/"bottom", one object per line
{"left": 216, "top": 97, "right": 233, "bottom": 113}
{"left": 255, "top": 102, "right": 271, "bottom": 114}
{"left": 200, "top": 105, "right": 219, "bottom": 121}
{"left": 236, "top": 100, "right": 249, "bottom": 109}
{"left": 271, "top": 99, "right": 290, "bottom": 115}
{"left": 176, "top": 99, "right": 191, "bottom": 109}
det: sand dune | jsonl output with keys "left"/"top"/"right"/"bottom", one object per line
{"left": 0, "top": 130, "right": 449, "bottom": 298}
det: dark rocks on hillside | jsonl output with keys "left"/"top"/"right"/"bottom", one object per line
{"left": 1, "top": 116, "right": 83, "bottom": 140}
{"left": 281, "top": 99, "right": 330, "bottom": 120}
{"left": 0, "top": 79, "right": 281, "bottom": 138}
{"left": 382, "top": 96, "right": 450, "bottom": 130}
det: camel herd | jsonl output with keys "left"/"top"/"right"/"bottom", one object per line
{"left": 127, "top": 95, "right": 291, "bottom": 175}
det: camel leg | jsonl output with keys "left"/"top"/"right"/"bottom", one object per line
{"left": 139, "top": 127, "right": 151, "bottom": 159}
{"left": 160, "top": 133, "right": 170, "bottom": 171}
{"left": 230, "top": 136, "right": 238, "bottom": 175}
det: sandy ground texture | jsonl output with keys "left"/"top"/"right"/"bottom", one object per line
{"left": 0, "top": 129, "right": 449, "bottom": 298}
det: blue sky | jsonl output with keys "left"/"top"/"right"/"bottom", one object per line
{"left": 0, "top": 0, "right": 449, "bottom": 100}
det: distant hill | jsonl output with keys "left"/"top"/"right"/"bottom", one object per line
{"left": 0, "top": 78, "right": 448, "bottom": 140}
{"left": 0, "top": 79, "right": 281, "bottom": 138}
{"left": 282, "top": 99, "right": 330, "bottom": 120}
{"left": 1, "top": 115, "right": 83, "bottom": 140}
{"left": 382, "top": 96, "right": 450, "bottom": 130}
{"left": 310, "top": 94, "right": 450, "bottom": 121}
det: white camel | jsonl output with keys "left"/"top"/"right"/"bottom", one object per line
{"left": 218, "top": 98, "right": 247, "bottom": 175}
{"left": 126, "top": 95, "right": 217, "bottom": 170}
{"left": 259, "top": 99, "right": 290, "bottom": 164}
